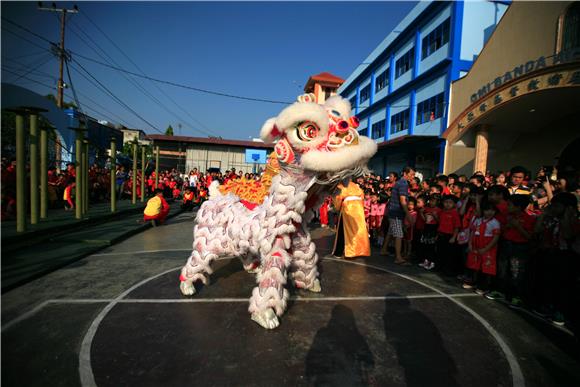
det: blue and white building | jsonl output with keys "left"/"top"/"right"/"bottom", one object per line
{"left": 339, "top": 0, "right": 509, "bottom": 177}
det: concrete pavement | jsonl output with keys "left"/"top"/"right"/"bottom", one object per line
{"left": 1, "top": 213, "right": 579, "bottom": 386}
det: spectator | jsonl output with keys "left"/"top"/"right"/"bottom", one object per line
{"left": 143, "top": 188, "right": 170, "bottom": 226}
{"left": 418, "top": 194, "right": 440, "bottom": 270}
{"left": 437, "top": 195, "right": 461, "bottom": 275}
{"left": 181, "top": 187, "right": 195, "bottom": 211}
{"left": 500, "top": 194, "right": 536, "bottom": 308}
{"left": 463, "top": 201, "right": 501, "bottom": 294}
{"left": 507, "top": 166, "right": 531, "bottom": 195}
{"left": 381, "top": 166, "right": 415, "bottom": 265}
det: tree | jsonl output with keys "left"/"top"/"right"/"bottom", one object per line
{"left": 45, "top": 94, "right": 77, "bottom": 109}
{"left": 165, "top": 125, "right": 174, "bottom": 136}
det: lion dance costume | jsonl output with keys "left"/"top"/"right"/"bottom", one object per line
{"left": 179, "top": 94, "right": 377, "bottom": 329}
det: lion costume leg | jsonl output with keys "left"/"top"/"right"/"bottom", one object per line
{"left": 179, "top": 227, "right": 223, "bottom": 296}
{"left": 290, "top": 228, "right": 322, "bottom": 292}
{"left": 248, "top": 236, "right": 290, "bottom": 329}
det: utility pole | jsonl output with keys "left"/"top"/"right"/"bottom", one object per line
{"left": 38, "top": 2, "right": 78, "bottom": 108}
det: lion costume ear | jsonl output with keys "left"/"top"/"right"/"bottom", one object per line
{"left": 260, "top": 118, "right": 282, "bottom": 142}
{"left": 297, "top": 93, "right": 316, "bottom": 103}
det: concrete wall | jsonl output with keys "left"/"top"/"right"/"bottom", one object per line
{"left": 450, "top": 1, "right": 572, "bottom": 121}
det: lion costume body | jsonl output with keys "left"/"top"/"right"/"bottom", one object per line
{"left": 179, "top": 94, "right": 377, "bottom": 329}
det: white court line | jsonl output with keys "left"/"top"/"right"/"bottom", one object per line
{"left": 91, "top": 248, "right": 192, "bottom": 257}
{"left": 1, "top": 293, "right": 482, "bottom": 331}
{"left": 324, "top": 256, "right": 526, "bottom": 387}
{"left": 78, "top": 267, "right": 181, "bottom": 387}
{"left": 4, "top": 257, "right": 525, "bottom": 386}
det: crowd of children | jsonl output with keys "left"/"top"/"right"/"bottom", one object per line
{"left": 318, "top": 165, "right": 579, "bottom": 331}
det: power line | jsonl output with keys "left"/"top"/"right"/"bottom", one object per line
{"left": 1, "top": 17, "right": 55, "bottom": 45}
{"left": 3, "top": 18, "right": 292, "bottom": 105}
{"left": 10, "top": 53, "right": 54, "bottom": 82}
{"left": 71, "top": 58, "right": 163, "bottom": 133}
{"left": 68, "top": 61, "right": 144, "bottom": 128}
{"left": 68, "top": 19, "right": 220, "bottom": 138}
{"left": 73, "top": 51, "right": 293, "bottom": 105}
{"left": 1, "top": 26, "right": 53, "bottom": 52}
{"left": 81, "top": 12, "right": 218, "bottom": 135}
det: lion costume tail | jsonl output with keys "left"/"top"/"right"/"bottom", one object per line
{"left": 208, "top": 180, "right": 222, "bottom": 198}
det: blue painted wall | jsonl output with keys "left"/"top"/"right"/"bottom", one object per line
{"left": 460, "top": 1, "right": 508, "bottom": 61}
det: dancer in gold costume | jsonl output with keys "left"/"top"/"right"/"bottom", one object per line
{"left": 332, "top": 180, "right": 370, "bottom": 258}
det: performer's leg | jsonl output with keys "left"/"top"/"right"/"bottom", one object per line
{"left": 249, "top": 237, "right": 290, "bottom": 329}
{"left": 290, "top": 229, "right": 321, "bottom": 292}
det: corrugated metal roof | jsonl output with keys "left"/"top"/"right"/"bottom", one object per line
{"left": 146, "top": 134, "right": 274, "bottom": 149}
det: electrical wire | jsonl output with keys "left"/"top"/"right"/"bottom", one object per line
{"left": 72, "top": 51, "right": 293, "bottom": 105}
{"left": 71, "top": 58, "right": 163, "bottom": 133}
{"left": 81, "top": 12, "right": 218, "bottom": 135}
{"left": 10, "top": 53, "right": 54, "bottom": 82}
{"left": 68, "top": 19, "right": 220, "bottom": 138}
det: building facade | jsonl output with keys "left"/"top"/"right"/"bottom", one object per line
{"left": 338, "top": 0, "right": 509, "bottom": 178}
{"left": 146, "top": 134, "right": 273, "bottom": 174}
{"left": 443, "top": 1, "right": 580, "bottom": 177}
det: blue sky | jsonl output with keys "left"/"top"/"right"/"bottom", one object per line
{"left": 2, "top": 1, "right": 417, "bottom": 140}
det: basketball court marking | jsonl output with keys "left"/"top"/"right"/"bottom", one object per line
{"left": 70, "top": 257, "right": 525, "bottom": 387}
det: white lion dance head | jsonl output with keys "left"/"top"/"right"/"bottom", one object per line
{"left": 261, "top": 93, "right": 377, "bottom": 177}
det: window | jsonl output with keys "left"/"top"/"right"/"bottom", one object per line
{"left": 349, "top": 96, "right": 357, "bottom": 109}
{"left": 371, "top": 119, "right": 386, "bottom": 139}
{"left": 416, "top": 92, "right": 445, "bottom": 125}
{"left": 421, "top": 18, "right": 450, "bottom": 59}
{"left": 375, "top": 69, "right": 389, "bottom": 93}
{"left": 395, "top": 48, "right": 415, "bottom": 79}
{"left": 359, "top": 84, "right": 371, "bottom": 104}
{"left": 358, "top": 128, "right": 368, "bottom": 137}
{"left": 558, "top": 2, "right": 580, "bottom": 52}
{"left": 390, "top": 109, "right": 410, "bottom": 134}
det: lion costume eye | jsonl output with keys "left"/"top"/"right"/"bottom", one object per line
{"left": 296, "top": 121, "right": 319, "bottom": 141}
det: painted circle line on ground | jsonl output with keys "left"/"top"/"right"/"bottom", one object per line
{"left": 78, "top": 257, "right": 524, "bottom": 387}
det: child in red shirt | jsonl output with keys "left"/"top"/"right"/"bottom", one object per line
{"left": 499, "top": 194, "right": 536, "bottom": 307}
{"left": 413, "top": 195, "right": 427, "bottom": 261}
{"left": 437, "top": 195, "right": 461, "bottom": 275}
{"left": 418, "top": 194, "right": 440, "bottom": 270}
{"left": 464, "top": 201, "right": 501, "bottom": 294}
{"left": 319, "top": 196, "right": 331, "bottom": 228}
{"left": 363, "top": 191, "right": 371, "bottom": 230}
{"left": 181, "top": 188, "right": 195, "bottom": 211}
{"left": 63, "top": 182, "right": 75, "bottom": 210}
{"left": 369, "top": 193, "right": 381, "bottom": 243}
{"left": 403, "top": 197, "right": 417, "bottom": 261}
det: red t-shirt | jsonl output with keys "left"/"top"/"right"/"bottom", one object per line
{"left": 494, "top": 200, "right": 509, "bottom": 226}
{"left": 415, "top": 208, "right": 426, "bottom": 230}
{"left": 503, "top": 212, "right": 536, "bottom": 243}
{"left": 438, "top": 208, "right": 461, "bottom": 235}
{"left": 423, "top": 206, "right": 441, "bottom": 225}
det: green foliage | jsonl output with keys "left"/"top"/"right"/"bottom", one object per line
{"left": 165, "top": 125, "right": 174, "bottom": 136}
{"left": 45, "top": 94, "right": 77, "bottom": 109}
